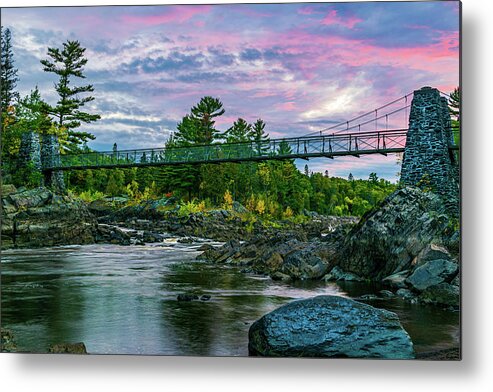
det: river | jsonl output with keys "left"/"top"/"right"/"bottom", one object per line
{"left": 1, "top": 239, "right": 459, "bottom": 356}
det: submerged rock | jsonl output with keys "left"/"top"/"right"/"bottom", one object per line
{"left": 177, "top": 293, "right": 199, "bottom": 301}
{"left": 248, "top": 295, "right": 414, "bottom": 359}
{"left": 382, "top": 270, "right": 410, "bottom": 289}
{"left": 323, "top": 266, "right": 364, "bottom": 282}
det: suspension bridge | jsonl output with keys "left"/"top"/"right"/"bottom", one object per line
{"left": 42, "top": 87, "right": 459, "bottom": 171}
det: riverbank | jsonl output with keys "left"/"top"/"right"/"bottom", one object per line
{"left": 1, "top": 185, "right": 460, "bottom": 358}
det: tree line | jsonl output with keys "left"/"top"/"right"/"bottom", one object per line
{"left": 0, "top": 27, "right": 460, "bottom": 218}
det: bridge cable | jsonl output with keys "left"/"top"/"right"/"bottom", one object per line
{"left": 303, "top": 92, "right": 413, "bottom": 137}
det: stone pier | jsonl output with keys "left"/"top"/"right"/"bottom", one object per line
{"left": 17, "top": 131, "right": 43, "bottom": 186}
{"left": 41, "top": 134, "right": 65, "bottom": 193}
{"left": 400, "top": 87, "right": 459, "bottom": 215}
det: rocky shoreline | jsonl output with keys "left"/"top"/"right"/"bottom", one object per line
{"left": 199, "top": 187, "right": 460, "bottom": 311}
{"left": 1, "top": 185, "right": 460, "bottom": 359}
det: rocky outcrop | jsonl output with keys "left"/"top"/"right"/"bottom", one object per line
{"left": 197, "top": 224, "right": 353, "bottom": 280}
{"left": 1, "top": 328, "right": 17, "bottom": 352}
{"left": 1, "top": 187, "right": 97, "bottom": 249}
{"left": 99, "top": 196, "right": 357, "bottom": 243}
{"left": 248, "top": 295, "right": 415, "bottom": 359}
{"left": 48, "top": 342, "right": 87, "bottom": 354}
{"left": 336, "top": 187, "right": 451, "bottom": 280}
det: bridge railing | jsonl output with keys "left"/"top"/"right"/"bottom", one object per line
{"left": 50, "top": 129, "right": 411, "bottom": 170}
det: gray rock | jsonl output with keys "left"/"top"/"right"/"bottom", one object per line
{"left": 1, "top": 187, "right": 96, "bottom": 249}
{"left": 232, "top": 201, "right": 248, "bottom": 214}
{"left": 414, "top": 243, "right": 452, "bottom": 267}
{"left": 248, "top": 296, "right": 414, "bottom": 359}
{"left": 336, "top": 187, "right": 450, "bottom": 280}
{"left": 382, "top": 270, "right": 410, "bottom": 289}
{"left": 451, "top": 273, "right": 460, "bottom": 287}
{"left": 419, "top": 283, "right": 459, "bottom": 308}
{"left": 48, "top": 342, "right": 87, "bottom": 354}
{"left": 406, "top": 259, "right": 458, "bottom": 291}
{"left": 396, "top": 288, "right": 416, "bottom": 300}
{"left": 281, "top": 247, "right": 329, "bottom": 280}
{"left": 379, "top": 290, "right": 395, "bottom": 298}
{"left": 323, "top": 266, "right": 364, "bottom": 282}
{"left": 177, "top": 294, "right": 199, "bottom": 301}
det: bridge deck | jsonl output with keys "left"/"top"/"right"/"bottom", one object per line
{"left": 47, "top": 129, "right": 458, "bottom": 171}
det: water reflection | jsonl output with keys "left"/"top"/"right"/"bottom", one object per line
{"left": 1, "top": 243, "right": 458, "bottom": 355}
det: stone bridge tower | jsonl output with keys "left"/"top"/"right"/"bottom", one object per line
{"left": 17, "top": 131, "right": 65, "bottom": 193}
{"left": 400, "top": 86, "right": 459, "bottom": 215}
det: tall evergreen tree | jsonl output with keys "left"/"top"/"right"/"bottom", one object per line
{"left": 448, "top": 87, "right": 460, "bottom": 120}
{"left": 250, "top": 118, "right": 270, "bottom": 155}
{"left": 448, "top": 87, "right": 460, "bottom": 146}
{"left": 1, "top": 26, "right": 19, "bottom": 115}
{"left": 40, "top": 40, "right": 100, "bottom": 152}
{"left": 174, "top": 96, "right": 225, "bottom": 146}
{"left": 223, "top": 118, "right": 251, "bottom": 143}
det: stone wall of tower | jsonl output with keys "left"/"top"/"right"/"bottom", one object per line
{"left": 41, "top": 134, "right": 65, "bottom": 193}
{"left": 400, "top": 87, "right": 459, "bottom": 215}
{"left": 17, "top": 131, "right": 43, "bottom": 186}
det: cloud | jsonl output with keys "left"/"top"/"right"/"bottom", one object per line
{"left": 120, "top": 5, "right": 212, "bottom": 26}
{"left": 2, "top": 2, "right": 459, "bottom": 182}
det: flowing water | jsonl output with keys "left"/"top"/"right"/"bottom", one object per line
{"left": 1, "top": 240, "right": 459, "bottom": 356}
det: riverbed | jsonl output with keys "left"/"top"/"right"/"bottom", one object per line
{"left": 1, "top": 240, "right": 459, "bottom": 356}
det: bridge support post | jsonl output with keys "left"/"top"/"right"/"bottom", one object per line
{"left": 401, "top": 86, "right": 459, "bottom": 215}
{"left": 41, "top": 134, "right": 66, "bottom": 194}
{"left": 17, "top": 130, "right": 44, "bottom": 186}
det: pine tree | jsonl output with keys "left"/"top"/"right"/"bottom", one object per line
{"left": 249, "top": 118, "right": 270, "bottom": 155}
{"left": 223, "top": 118, "right": 252, "bottom": 143}
{"left": 40, "top": 40, "right": 100, "bottom": 152}
{"left": 448, "top": 87, "right": 460, "bottom": 120}
{"left": 448, "top": 87, "right": 460, "bottom": 146}
{"left": 174, "top": 96, "right": 225, "bottom": 146}
{"left": 1, "top": 26, "right": 19, "bottom": 115}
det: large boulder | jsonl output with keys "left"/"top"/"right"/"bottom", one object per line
{"left": 248, "top": 295, "right": 415, "bottom": 359}
{"left": 279, "top": 244, "right": 330, "bottom": 280}
{"left": 419, "top": 283, "right": 459, "bottom": 308}
{"left": 406, "top": 259, "right": 458, "bottom": 291}
{"left": 1, "top": 187, "right": 97, "bottom": 249}
{"left": 336, "top": 187, "right": 450, "bottom": 280}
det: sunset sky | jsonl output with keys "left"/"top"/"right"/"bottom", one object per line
{"left": 1, "top": 1, "right": 460, "bottom": 181}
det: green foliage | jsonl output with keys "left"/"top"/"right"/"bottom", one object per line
{"left": 78, "top": 189, "right": 104, "bottom": 202}
{"left": 1, "top": 26, "right": 19, "bottom": 114}
{"left": 177, "top": 200, "right": 207, "bottom": 217}
{"left": 174, "top": 96, "right": 225, "bottom": 146}
{"left": 54, "top": 94, "right": 396, "bottom": 220}
{"left": 223, "top": 118, "right": 252, "bottom": 143}
{"left": 40, "top": 40, "right": 100, "bottom": 152}
{"left": 12, "top": 161, "right": 42, "bottom": 188}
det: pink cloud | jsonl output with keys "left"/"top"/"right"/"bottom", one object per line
{"left": 321, "top": 10, "right": 362, "bottom": 29}
{"left": 277, "top": 101, "right": 296, "bottom": 111}
{"left": 121, "top": 5, "right": 211, "bottom": 26}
